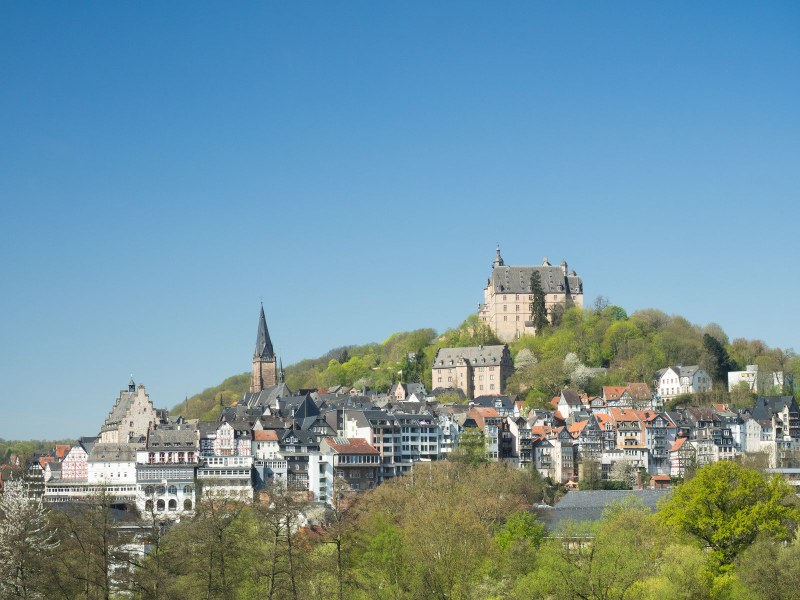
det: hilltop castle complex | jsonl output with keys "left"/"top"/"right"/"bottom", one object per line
{"left": 478, "top": 246, "right": 584, "bottom": 341}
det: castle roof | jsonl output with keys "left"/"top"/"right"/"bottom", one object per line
{"left": 489, "top": 264, "right": 582, "bottom": 295}
{"left": 433, "top": 345, "right": 509, "bottom": 368}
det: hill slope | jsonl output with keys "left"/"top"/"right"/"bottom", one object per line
{"left": 170, "top": 308, "right": 798, "bottom": 420}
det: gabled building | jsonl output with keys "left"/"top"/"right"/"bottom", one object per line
{"left": 557, "top": 389, "right": 584, "bottom": 420}
{"left": 320, "top": 437, "right": 380, "bottom": 497}
{"left": 99, "top": 379, "right": 159, "bottom": 444}
{"left": 655, "top": 366, "right": 712, "bottom": 401}
{"left": 751, "top": 396, "right": 800, "bottom": 467}
{"left": 431, "top": 345, "right": 513, "bottom": 400}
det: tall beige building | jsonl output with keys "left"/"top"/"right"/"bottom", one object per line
{"left": 99, "top": 379, "right": 159, "bottom": 444}
{"left": 431, "top": 345, "right": 513, "bottom": 400}
{"left": 478, "top": 246, "right": 583, "bottom": 342}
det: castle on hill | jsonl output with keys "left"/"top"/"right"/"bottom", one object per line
{"left": 478, "top": 246, "right": 584, "bottom": 341}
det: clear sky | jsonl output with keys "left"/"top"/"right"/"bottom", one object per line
{"left": 1, "top": 2, "right": 798, "bottom": 440}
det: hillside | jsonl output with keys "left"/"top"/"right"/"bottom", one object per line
{"left": 170, "top": 306, "right": 798, "bottom": 420}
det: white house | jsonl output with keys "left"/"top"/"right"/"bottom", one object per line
{"left": 727, "top": 365, "right": 784, "bottom": 394}
{"left": 655, "top": 366, "right": 712, "bottom": 400}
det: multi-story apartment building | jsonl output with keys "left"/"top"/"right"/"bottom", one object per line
{"left": 136, "top": 425, "right": 198, "bottom": 515}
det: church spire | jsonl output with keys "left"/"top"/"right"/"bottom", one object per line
{"left": 278, "top": 358, "right": 284, "bottom": 383}
{"left": 254, "top": 303, "right": 275, "bottom": 360}
{"left": 492, "top": 244, "right": 504, "bottom": 268}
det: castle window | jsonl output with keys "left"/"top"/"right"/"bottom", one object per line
{"left": 504, "top": 316, "right": 507, "bottom": 321}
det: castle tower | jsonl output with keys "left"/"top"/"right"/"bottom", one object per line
{"left": 250, "top": 304, "right": 278, "bottom": 392}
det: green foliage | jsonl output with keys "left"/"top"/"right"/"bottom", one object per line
{"left": 529, "top": 271, "right": 548, "bottom": 332}
{"left": 170, "top": 303, "right": 793, "bottom": 421}
{"left": 169, "top": 373, "right": 250, "bottom": 421}
{"left": 449, "top": 428, "right": 489, "bottom": 466}
{"left": 0, "top": 439, "right": 73, "bottom": 465}
{"left": 659, "top": 461, "right": 800, "bottom": 565}
{"left": 702, "top": 333, "right": 736, "bottom": 384}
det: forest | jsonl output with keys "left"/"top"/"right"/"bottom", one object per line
{"left": 171, "top": 301, "right": 799, "bottom": 421}
{"left": 1, "top": 459, "right": 798, "bottom": 599}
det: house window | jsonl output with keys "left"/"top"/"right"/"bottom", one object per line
{"left": 504, "top": 316, "right": 507, "bottom": 321}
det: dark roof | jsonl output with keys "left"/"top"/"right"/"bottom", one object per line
{"left": 294, "top": 394, "right": 321, "bottom": 420}
{"left": 751, "top": 396, "right": 798, "bottom": 422}
{"left": 242, "top": 382, "right": 292, "bottom": 409}
{"left": 146, "top": 426, "right": 198, "bottom": 450}
{"left": 490, "top": 264, "right": 582, "bottom": 295}
{"left": 254, "top": 304, "right": 275, "bottom": 360}
{"left": 537, "top": 489, "right": 671, "bottom": 530}
{"left": 433, "top": 346, "right": 510, "bottom": 368}
{"left": 561, "top": 390, "right": 582, "bottom": 406}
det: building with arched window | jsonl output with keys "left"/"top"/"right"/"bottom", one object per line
{"left": 135, "top": 424, "right": 199, "bottom": 517}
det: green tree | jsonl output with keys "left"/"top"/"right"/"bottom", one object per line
{"left": 737, "top": 534, "right": 800, "bottom": 600}
{"left": 659, "top": 461, "right": 800, "bottom": 565}
{"left": 529, "top": 271, "right": 548, "bottom": 333}
{"left": 449, "top": 428, "right": 488, "bottom": 466}
{"left": 701, "top": 333, "right": 736, "bottom": 385}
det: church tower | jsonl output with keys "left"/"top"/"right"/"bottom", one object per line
{"left": 250, "top": 304, "right": 278, "bottom": 392}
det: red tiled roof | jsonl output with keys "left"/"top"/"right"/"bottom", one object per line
{"left": 54, "top": 444, "right": 71, "bottom": 460}
{"left": 323, "top": 437, "right": 380, "bottom": 455}
{"left": 670, "top": 437, "right": 688, "bottom": 452}
{"left": 568, "top": 420, "right": 588, "bottom": 435}
{"left": 651, "top": 475, "right": 671, "bottom": 481}
{"left": 253, "top": 430, "right": 279, "bottom": 442}
{"left": 603, "top": 386, "right": 627, "bottom": 400}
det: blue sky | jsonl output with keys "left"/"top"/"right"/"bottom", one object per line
{"left": 1, "top": 2, "right": 798, "bottom": 440}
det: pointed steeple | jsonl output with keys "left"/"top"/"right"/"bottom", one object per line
{"left": 254, "top": 303, "right": 275, "bottom": 360}
{"left": 492, "top": 244, "right": 505, "bottom": 268}
{"left": 278, "top": 357, "right": 284, "bottom": 383}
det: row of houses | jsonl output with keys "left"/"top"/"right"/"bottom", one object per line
{"left": 12, "top": 376, "right": 800, "bottom": 517}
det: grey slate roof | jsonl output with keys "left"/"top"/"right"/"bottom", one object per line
{"left": 537, "top": 489, "right": 671, "bottom": 531}
{"left": 751, "top": 396, "right": 798, "bottom": 422}
{"left": 433, "top": 345, "right": 510, "bottom": 368}
{"left": 490, "top": 264, "right": 582, "bottom": 295}
{"left": 147, "top": 426, "right": 198, "bottom": 450}
{"left": 561, "top": 389, "right": 582, "bottom": 406}
{"left": 88, "top": 443, "right": 139, "bottom": 462}
{"left": 241, "top": 382, "right": 292, "bottom": 409}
